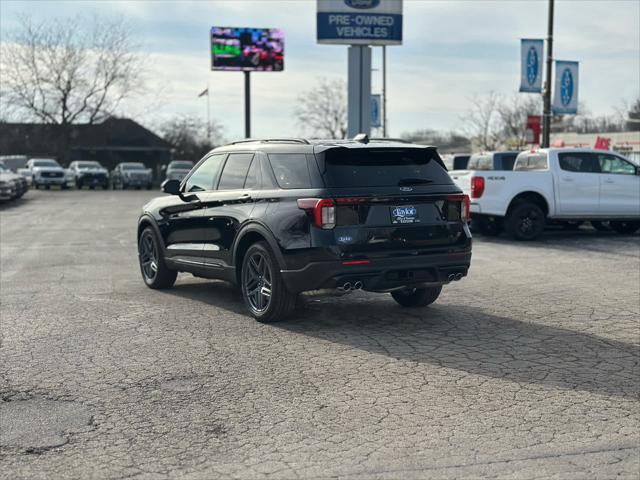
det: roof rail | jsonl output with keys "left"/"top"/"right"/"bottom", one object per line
{"left": 228, "top": 138, "right": 310, "bottom": 145}
{"left": 369, "top": 137, "right": 411, "bottom": 144}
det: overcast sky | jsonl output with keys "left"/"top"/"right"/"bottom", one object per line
{"left": 1, "top": 0, "right": 639, "bottom": 140}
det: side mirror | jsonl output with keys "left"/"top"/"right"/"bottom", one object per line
{"left": 162, "top": 179, "right": 181, "bottom": 195}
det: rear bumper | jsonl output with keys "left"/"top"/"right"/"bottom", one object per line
{"left": 281, "top": 251, "right": 471, "bottom": 293}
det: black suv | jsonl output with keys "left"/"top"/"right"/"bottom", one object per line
{"left": 137, "top": 137, "right": 472, "bottom": 322}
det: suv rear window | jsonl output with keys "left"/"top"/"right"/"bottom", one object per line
{"left": 321, "top": 148, "right": 451, "bottom": 188}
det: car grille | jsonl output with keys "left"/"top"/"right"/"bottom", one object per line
{"left": 43, "top": 171, "right": 63, "bottom": 178}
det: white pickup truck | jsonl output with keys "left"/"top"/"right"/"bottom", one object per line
{"left": 450, "top": 148, "right": 640, "bottom": 240}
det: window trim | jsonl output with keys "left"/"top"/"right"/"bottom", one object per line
{"left": 215, "top": 152, "right": 255, "bottom": 191}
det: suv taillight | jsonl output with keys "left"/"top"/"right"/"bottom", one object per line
{"left": 297, "top": 198, "right": 336, "bottom": 229}
{"left": 471, "top": 176, "right": 485, "bottom": 199}
{"left": 447, "top": 195, "right": 470, "bottom": 223}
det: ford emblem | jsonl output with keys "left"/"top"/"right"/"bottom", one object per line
{"left": 560, "top": 67, "right": 573, "bottom": 106}
{"left": 344, "top": 0, "right": 380, "bottom": 9}
{"left": 526, "top": 46, "right": 538, "bottom": 86}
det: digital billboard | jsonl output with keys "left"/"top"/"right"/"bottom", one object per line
{"left": 211, "top": 27, "right": 284, "bottom": 72}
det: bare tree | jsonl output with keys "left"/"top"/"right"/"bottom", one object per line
{"left": 159, "top": 115, "right": 224, "bottom": 160}
{"left": 0, "top": 14, "right": 143, "bottom": 125}
{"left": 294, "top": 78, "right": 347, "bottom": 139}
{"left": 497, "top": 93, "right": 542, "bottom": 147}
{"left": 460, "top": 92, "right": 502, "bottom": 150}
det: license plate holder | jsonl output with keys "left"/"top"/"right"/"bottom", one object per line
{"left": 390, "top": 206, "right": 419, "bottom": 225}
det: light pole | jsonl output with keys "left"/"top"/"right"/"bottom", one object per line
{"left": 541, "top": 0, "right": 554, "bottom": 148}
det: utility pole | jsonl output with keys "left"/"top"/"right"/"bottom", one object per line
{"left": 244, "top": 71, "right": 251, "bottom": 138}
{"left": 382, "top": 45, "right": 387, "bottom": 137}
{"left": 541, "top": 0, "right": 554, "bottom": 148}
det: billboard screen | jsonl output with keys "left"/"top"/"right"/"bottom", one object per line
{"left": 211, "top": 27, "right": 284, "bottom": 72}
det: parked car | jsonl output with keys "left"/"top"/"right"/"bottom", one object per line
{"left": 111, "top": 162, "right": 153, "bottom": 190}
{"left": 163, "top": 160, "right": 194, "bottom": 184}
{"left": 442, "top": 153, "right": 471, "bottom": 171}
{"left": 450, "top": 148, "right": 640, "bottom": 240}
{"left": 137, "top": 136, "right": 472, "bottom": 323}
{"left": 24, "top": 158, "right": 67, "bottom": 189}
{"left": 464, "top": 151, "right": 520, "bottom": 171}
{"left": 68, "top": 160, "right": 110, "bottom": 189}
{"left": 0, "top": 162, "right": 29, "bottom": 201}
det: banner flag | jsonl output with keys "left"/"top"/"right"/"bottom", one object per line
{"left": 553, "top": 61, "right": 579, "bottom": 114}
{"left": 371, "top": 94, "right": 381, "bottom": 128}
{"left": 520, "top": 39, "right": 543, "bottom": 93}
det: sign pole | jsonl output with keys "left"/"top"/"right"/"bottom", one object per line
{"left": 348, "top": 46, "right": 372, "bottom": 137}
{"left": 542, "top": 0, "right": 554, "bottom": 148}
{"left": 244, "top": 71, "right": 251, "bottom": 138}
{"left": 206, "top": 79, "right": 211, "bottom": 144}
{"left": 382, "top": 45, "right": 387, "bottom": 137}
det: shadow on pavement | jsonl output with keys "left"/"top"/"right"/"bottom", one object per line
{"left": 162, "top": 279, "right": 639, "bottom": 401}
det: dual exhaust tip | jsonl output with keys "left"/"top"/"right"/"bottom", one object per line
{"left": 448, "top": 273, "right": 464, "bottom": 282}
{"left": 338, "top": 280, "right": 363, "bottom": 292}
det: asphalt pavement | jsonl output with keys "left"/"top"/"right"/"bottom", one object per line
{"left": 1, "top": 189, "right": 639, "bottom": 479}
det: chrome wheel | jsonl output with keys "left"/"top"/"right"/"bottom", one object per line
{"left": 242, "top": 252, "right": 273, "bottom": 313}
{"left": 139, "top": 231, "right": 158, "bottom": 281}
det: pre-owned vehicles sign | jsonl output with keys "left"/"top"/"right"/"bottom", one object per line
{"left": 317, "top": 0, "right": 403, "bottom": 45}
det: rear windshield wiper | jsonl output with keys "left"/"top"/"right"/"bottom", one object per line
{"left": 397, "top": 178, "right": 433, "bottom": 186}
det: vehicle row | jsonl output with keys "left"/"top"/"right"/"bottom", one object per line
{"left": 449, "top": 147, "right": 640, "bottom": 240}
{"left": 11, "top": 159, "right": 195, "bottom": 190}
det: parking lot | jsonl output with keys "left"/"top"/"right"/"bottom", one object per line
{"left": 1, "top": 189, "right": 638, "bottom": 479}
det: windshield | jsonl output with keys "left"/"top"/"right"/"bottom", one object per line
{"left": 122, "top": 163, "right": 147, "bottom": 170}
{"left": 169, "top": 161, "right": 193, "bottom": 169}
{"left": 321, "top": 148, "right": 452, "bottom": 188}
{"left": 77, "top": 161, "right": 102, "bottom": 169}
{"left": 32, "top": 159, "right": 60, "bottom": 167}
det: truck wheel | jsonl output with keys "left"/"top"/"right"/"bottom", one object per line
{"left": 591, "top": 221, "right": 610, "bottom": 232}
{"left": 241, "top": 241, "right": 296, "bottom": 323}
{"left": 475, "top": 217, "right": 503, "bottom": 236}
{"left": 391, "top": 285, "right": 442, "bottom": 307}
{"left": 506, "top": 202, "right": 545, "bottom": 241}
{"left": 138, "top": 227, "right": 177, "bottom": 289}
{"left": 610, "top": 221, "right": 640, "bottom": 235}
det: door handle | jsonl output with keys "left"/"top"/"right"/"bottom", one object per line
{"left": 561, "top": 177, "right": 574, "bottom": 182}
{"left": 603, "top": 179, "right": 615, "bottom": 184}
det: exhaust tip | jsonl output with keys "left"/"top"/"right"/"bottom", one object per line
{"left": 448, "top": 274, "right": 455, "bottom": 281}
{"left": 341, "top": 282, "right": 352, "bottom": 291}
{"left": 354, "top": 281, "right": 363, "bottom": 290}
{"left": 454, "top": 273, "right": 463, "bottom": 281}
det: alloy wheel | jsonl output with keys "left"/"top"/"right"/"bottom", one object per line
{"left": 139, "top": 231, "right": 158, "bottom": 281}
{"left": 243, "top": 252, "right": 273, "bottom": 313}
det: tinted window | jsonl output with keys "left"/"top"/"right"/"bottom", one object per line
{"left": 32, "top": 160, "right": 59, "bottom": 167}
{"left": 453, "top": 155, "right": 470, "bottom": 170}
{"left": 558, "top": 153, "right": 600, "bottom": 173}
{"left": 122, "top": 163, "right": 146, "bottom": 170}
{"left": 185, "top": 154, "right": 224, "bottom": 192}
{"left": 218, "top": 153, "right": 254, "bottom": 190}
{"left": 467, "top": 155, "right": 492, "bottom": 171}
{"left": 169, "top": 161, "right": 194, "bottom": 169}
{"left": 497, "top": 153, "right": 518, "bottom": 170}
{"left": 244, "top": 157, "right": 261, "bottom": 189}
{"left": 268, "top": 154, "right": 312, "bottom": 189}
{"left": 77, "top": 161, "right": 101, "bottom": 168}
{"left": 597, "top": 154, "right": 636, "bottom": 175}
{"left": 322, "top": 148, "right": 452, "bottom": 188}
{"left": 514, "top": 152, "right": 548, "bottom": 171}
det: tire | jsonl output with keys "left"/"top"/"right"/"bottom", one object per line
{"left": 146, "top": 184, "right": 153, "bottom": 190}
{"left": 391, "top": 285, "right": 442, "bottom": 307}
{"left": 89, "top": 185, "right": 95, "bottom": 190}
{"left": 122, "top": 183, "right": 128, "bottom": 190}
{"left": 561, "top": 221, "right": 583, "bottom": 231}
{"left": 505, "top": 202, "right": 545, "bottom": 241}
{"left": 240, "top": 241, "right": 296, "bottom": 323}
{"left": 45, "top": 185, "right": 50, "bottom": 190}
{"left": 475, "top": 216, "right": 503, "bottom": 236}
{"left": 609, "top": 220, "right": 640, "bottom": 235}
{"left": 76, "top": 179, "right": 82, "bottom": 189}
{"left": 591, "top": 221, "right": 610, "bottom": 232}
{"left": 138, "top": 227, "right": 177, "bottom": 289}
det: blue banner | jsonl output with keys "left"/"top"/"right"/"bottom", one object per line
{"left": 371, "top": 94, "right": 381, "bottom": 127}
{"left": 520, "top": 39, "right": 544, "bottom": 93}
{"left": 553, "top": 61, "right": 579, "bottom": 115}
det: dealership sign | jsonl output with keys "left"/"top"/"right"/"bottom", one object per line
{"left": 519, "top": 39, "right": 543, "bottom": 93}
{"left": 317, "top": 0, "right": 403, "bottom": 45}
{"left": 553, "top": 60, "right": 579, "bottom": 114}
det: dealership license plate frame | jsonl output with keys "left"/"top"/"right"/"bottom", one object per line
{"left": 390, "top": 205, "right": 420, "bottom": 225}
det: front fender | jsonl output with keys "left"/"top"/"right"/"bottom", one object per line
{"left": 137, "top": 214, "right": 167, "bottom": 255}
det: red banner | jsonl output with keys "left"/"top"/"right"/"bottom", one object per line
{"left": 526, "top": 115, "right": 541, "bottom": 145}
